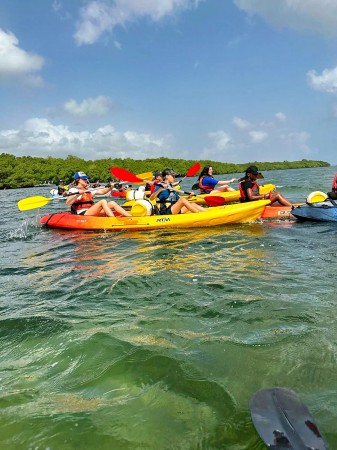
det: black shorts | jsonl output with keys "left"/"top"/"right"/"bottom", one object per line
{"left": 159, "top": 206, "right": 172, "bottom": 215}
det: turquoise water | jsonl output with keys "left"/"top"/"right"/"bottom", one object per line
{"left": 1, "top": 166, "right": 337, "bottom": 449}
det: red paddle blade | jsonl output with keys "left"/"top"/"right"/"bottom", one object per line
{"left": 204, "top": 196, "right": 226, "bottom": 207}
{"left": 186, "top": 162, "right": 201, "bottom": 177}
{"left": 110, "top": 168, "right": 143, "bottom": 183}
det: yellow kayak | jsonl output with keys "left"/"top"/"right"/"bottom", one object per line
{"left": 40, "top": 200, "right": 270, "bottom": 231}
{"left": 122, "top": 184, "right": 276, "bottom": 207}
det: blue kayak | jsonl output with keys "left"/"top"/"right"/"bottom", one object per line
{"left": 291, "top": 199, "right": 337, "bottom": 222}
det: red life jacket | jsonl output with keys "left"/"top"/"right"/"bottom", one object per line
{"left": 239, "top": 179, "right": 260, "bottom": 201}
{"left": 332, "top": 174, "right": 337, "bottom": 192}
{"left": 71, "top": 192, "right": 94, "bottom": 214}
{"left": 198, "top": 176, "right": 213, "bottom": 194}
{"left": 150, "top": 179, "right": 162, "bottom": 194}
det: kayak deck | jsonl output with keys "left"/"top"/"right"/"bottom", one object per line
{"left": 291, "top": 200, "right": 337, "bottom": 222}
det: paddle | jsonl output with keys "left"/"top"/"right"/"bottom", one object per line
{"left": 132, "top": 171, "right": 153, "bottom": 185}
{"left": 18, "top": 195, "right": 60, "bottom": 211}
{"left": 250, "top": 387, "right": 329, "bottom": 450}
{"left": 177, "top": 162, "right": 201, "bottom": 184}
{"left": 18, "top": 184, "right": 114, "bottom": 212}
{"left": 110, "top": 168, "right": 144, "bottom": 183}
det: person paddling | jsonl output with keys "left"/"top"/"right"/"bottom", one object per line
{"left": 238, "top": 165, "right": 291, "bottom": 206}
{"left": 198, "top": 165, "right": 236, "bottom": 194}
{"left": 150, "top": 169, "right": 206, "bottom": 215}
{"left": 66, "top": 171, "right": 131, "bottom": 217}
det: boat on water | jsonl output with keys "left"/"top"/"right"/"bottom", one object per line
{"left": 261, "top": 203, "right": 304, "bottom": 220}
{"left": 121, "top": 184, "right": 276, "bottom": 207}
{"left": 110, "top": 190, "right": 126, "bottom": 198}
{"left": 291, "top": 199, "right": 337, "bottom": 222}
{"left": 40, "top": 200, "right": 270, "bottom": 231}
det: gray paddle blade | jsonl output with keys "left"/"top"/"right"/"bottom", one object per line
{"left": 250, "top": 387, "right": 329, "bottom": 450}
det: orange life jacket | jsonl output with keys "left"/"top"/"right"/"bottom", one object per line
{"left": 71, "top": 192, "right": 94, "bottom": 214}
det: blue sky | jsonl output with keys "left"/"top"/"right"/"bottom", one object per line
{"left": 1, "top": 0, "right": 337, "bottom": 164}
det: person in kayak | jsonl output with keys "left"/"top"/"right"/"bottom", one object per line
{"left": 66, "top": 171, "right": 131, "bottom": 217}
{"left": 150, "top": 168, "right": 206, "bottom": 215}
{"left": 57, "top": 179, "right": 68, "bottom": 195}
{"left": 198, "top": 165, "right": 236, "bottom": 194}
{"left": 327, "top": 173, "right": 337, "bottom": 200}
{"left": 144, "top": 170, "right": 163, "bottom": 195}
{"left": 239, "top": 165, "right": 292, "bottom": 206}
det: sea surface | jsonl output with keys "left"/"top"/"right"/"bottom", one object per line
{"left": 1, "top": 166, "right": 337, "bottom": 450}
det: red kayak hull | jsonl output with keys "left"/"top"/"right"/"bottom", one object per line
{"left": 110, "top": 191, "right": 126, "bottom": 198}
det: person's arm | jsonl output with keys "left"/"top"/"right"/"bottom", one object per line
{"left": 95, "top": 182, "right": 114, "bottom": 196}
{"left": 65, "top": 188, "right": 82, "bottom": 206}
{"left": 216, "top": 178, "right": 236, "bottom": 186}
{"left": 149, "top": 184, "right": 166, "bottom": 201}
{"left": 246, "top": 188, "right": 269, "bottom": 201}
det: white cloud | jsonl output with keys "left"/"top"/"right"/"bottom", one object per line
{"left": 52, "top": 0, "right": 71, "bottom": 20}
{"left": 74, "top": 0, "right": 202, "bottom": 45}
{"left": 234, "top": 0, "right": 337, "bottom": 37}
{"left": 63, "top": 96, "right": 114, "bottom": 117}
{"left": 207, "top": 130, "right": 233, "bottom": 150}
{"left": 249, "top": 130, "right": 268, "bottom": 143}
{"left": 307, "top": 66, "right": 337, "bottom": 93}
{"left": 0, "top": 118, "right": 171, "bottom": 160}
{"left": 232, "top": 116, "right": 251, "bottom": 129}
{"left": 0, "top": 28, "right": 44, "bottom": 85}
{"left": 275, "top": 112, "right": 286, "bottom": 122}
{"left": 202, "top": 113, "right": 313, "bottom": 163}
{"left": 200, "top": 130, "right": 236, "bottom": 161}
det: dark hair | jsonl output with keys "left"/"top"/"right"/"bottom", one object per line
{"left": 162, "top": 168, "right": 176, "bottom": 177}
{"left": 154, "top": 170, "right": 162, "bottom": 178}
{"left": 245, "top": 165, "right": 259, "bottom": 175}
{"left": 198, "top": 165, "right": 213, "bottom": 180}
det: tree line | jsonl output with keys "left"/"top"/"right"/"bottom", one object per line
{"left": 0, "top": 152, "right": 330, "bottom": 189}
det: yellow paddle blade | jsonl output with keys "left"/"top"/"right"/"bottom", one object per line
{"left": 133, "top": 171, "right": 153, "bottom": 185}
{"left": 137, "top": 172, "right": 153, "bottom": 180}
{"left": 18, "top": 196, "right": 53, "bottom": 211}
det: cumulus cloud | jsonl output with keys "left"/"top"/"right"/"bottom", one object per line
{"left": 249, "top": 130, "right": 268, "bottom": 143}
{"left": 207, "top": 130, "right": 233, "bottom": 150}
{"left": 234, "top": 0, "right": 337, "bottom": 37}
{"left": 0, "top": 118, "right": 171, "bottom": 159}
{"left": 0, "top": 28, "right": 44, "bottom": 85}
{"left": 200, "top": 130, "right": 236, "bottom": 161}
{"left": 232, "top": 116, "right": 251, "bottom": 129}
{"left": 275, "top": 112, "right": 286, "bottom": 122}
{"left": 63, "top": 96, "right": 114, "bottom": 117}
{"left": 307, "top": 66, "right": 337, "bottom": 93}
{"left": 202, "top": 113, "right": 312, "bottom": 163}
{"left": 74, "top": 0, "right": 202, "bottom": 45}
